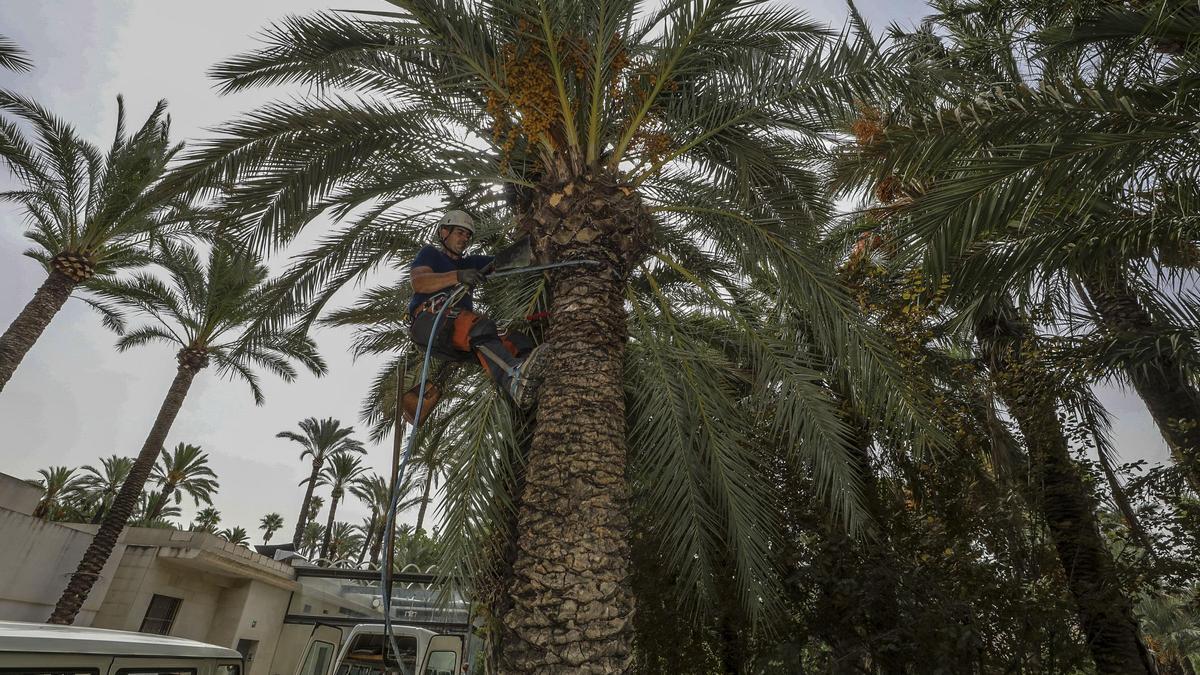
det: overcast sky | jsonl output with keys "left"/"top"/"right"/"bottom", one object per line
{"left": 0, "top": 1, "right": 1168, "bottom": 544}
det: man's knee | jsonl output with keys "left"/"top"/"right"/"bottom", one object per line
{"left": 466, "top": 315, "right": 499, "bottom": 346}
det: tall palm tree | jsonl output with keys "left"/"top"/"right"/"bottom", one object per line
{"left": 29, "top": 467, "right": 82, "bottom": 519}
{"left": 177, "top": 1, "right": 935, "bottom": 665}
{"left": 219, "top": 526, "right": 250, "bottom": 546}
{"left": 306, "top": 495, "right": 324, "bottom": 530}
{"left": 147, "top": 443, "right": 219, "bottom": 521}
{"left": 259, "top": 512, "right": 284, "bottom": 544}
{"left": 76, "top": 455, "right": 133, "bottom": 523}
{"left": 277, "top": 418, "right": 365, "bottom": 549}
{"left": 47, "top": 242, "right": 324, "bottom": 625}
{"left": 0, "top": 94, "right": 189, "bottom": 394}
{"left": 0, "top": 35, "right": 32, "bottom": 72}
{"left": 193, "top": 506, "right": 221, "bottom": 533}
{"left": 313, "top": 453, "right": 368, "bottom": 564}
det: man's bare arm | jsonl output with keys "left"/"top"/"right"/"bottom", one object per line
{"left": 411, "top": 266, "right": 460, "bottom": 294}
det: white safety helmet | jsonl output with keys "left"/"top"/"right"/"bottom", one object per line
{"left": 437, "top": 210, "right": 476, "bottom": 236}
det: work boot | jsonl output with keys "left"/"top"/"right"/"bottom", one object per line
{"left": 507, "top": 343, "right": 550, "bottom": 409}
{"left": 401, "top": 381, "right": 440, "bottom": 425}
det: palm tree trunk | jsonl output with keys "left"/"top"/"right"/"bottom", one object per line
{"left": 1081, "top": 270, "right": 1200, "bottom": 491}
{"left": 320, "top": 495, "right": 339, "bottom": 564}
{"left": 48, "top": 363, "right": 199, "bottom": 624}
{"left": 370, "top": 515, "right": 386, "bottom": 567}
{"left": 292, "top": 458, "right": 321, "bottom": 549}
{"left": 357, "top": 520, "right": 374, "bottom": 564}
{"left": 414, "top": 474, "right": 433, "bottom": 534}
{"left": 976, "top": 310, "right": 1156, "bottom": 674}
{"left": 499, "top": 268, "right": 634, "bottom": 673}
{"left": 0, "top": 269, "right": 76, "bottom": 394}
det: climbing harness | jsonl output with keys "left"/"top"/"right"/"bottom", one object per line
{"left": 378, "top": 256, "right": 602, "bottom": 663}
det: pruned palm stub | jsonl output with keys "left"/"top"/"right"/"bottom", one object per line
{"left": 175, "top": 0, "right": 933, "bottom": 669}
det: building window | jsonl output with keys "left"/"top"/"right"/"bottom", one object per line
{"left": 139, "top": 593, "right": 182, "bottom": 635}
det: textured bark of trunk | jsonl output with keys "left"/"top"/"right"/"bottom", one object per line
{"left": 1081, "top": 270, "right": 1200, "bottom": 492}
{"left": 499, "top": 270, "right": 634, "bottom": 673}
{"left": 414, "top": 474, "right": 432, "bottom": 534}
{"left": 0, "top": 269, "right": 77, "bottom": 394}
{"left": 48, "top": 363, "right": 199, "bottom": 624}
{"left": 975, "top": 311, "right": 1156, "bottom": 674}
{"left": 320, "top": 495, "right": 340, "bottom": 564}
{"left": 292, "top": 459, "right": 321, "bottom": 549}
{"left": 358, "top": 521, "right": 374, "bottom": 564}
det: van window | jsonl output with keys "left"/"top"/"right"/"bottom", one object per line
{"left": 216, "top": 666, "right": 240, "bottom": 675}
{"left": 423, "top": 652, "right": 456, "bottom": 675}
{"left": 116, "top": 669, "right": 196, "bottom": 675}
{"left": 299, "top": 641, "right": 335, "bottom": 675}
{"left": 336, "top": 634, "right": 418, "bottom": 675}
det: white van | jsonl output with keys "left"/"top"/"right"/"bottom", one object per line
{"left": 0, "top": 620, "right": 243, "bottom": 674}
{"left": 289, "top": 624, "right": 462, "bottom": 675}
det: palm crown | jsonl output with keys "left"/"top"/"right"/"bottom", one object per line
{"left": 88, "top": 242, "right": 325, "bottom": 402}
{"left": 151, "top": 443, "right": 219, "bottom": 516}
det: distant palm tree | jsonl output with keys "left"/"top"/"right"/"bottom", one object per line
{"left": 325, "top": 522, "right": 362, "bottom": 564}
{"left": 29, "top": 467, "right": 82, "bottom": 519}
{"left": 77, "top": 456, "right": 133, "bottom": 523}
{"left": 49, "top": 243, "right": 324, "bottom": 625}
{"left": 259, "top": 512, "right": 284, "bottom": 544}
{"left": 351, "top": 471, "right": 422, "bottom": 567}
{"left": 192, "top": 507, "right": 221, "bottom": 533}
{"left": 306, "top": 495, "right": 324, "bottom": 530}
{"left": 219, "top": 526, "right": 250, "bottom": 547}
{"left": 0, "top": 35, "right": 32, "bottom": 72}
{"left": 314, "top": 453, "right": 367, "bottom": 564}
{"left": 0, "top": 94, "right": 188, "bottom": 394}
{"left": 131, "top": 491, "right": 180, "bottom": 528}
{"left": 277, "top": 417, "right": 364, "bottom": 549}
{"left": 300, "top": 521, "right": 323, "bottom": 558}
{"left": 148, "top": 443, "right": 218, "bottom": 521}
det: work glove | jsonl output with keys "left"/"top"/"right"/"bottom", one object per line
{"left": 456, "top": 268, "right": 487, "bottom": 286}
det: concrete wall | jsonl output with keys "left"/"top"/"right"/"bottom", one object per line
{"left": 0, "top": 507, "right": 123, "bottom": 625}
{"left": 0, "top": 473, "right": 40, "bottom": 515}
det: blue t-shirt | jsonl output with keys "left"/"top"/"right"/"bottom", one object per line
{"left": 408, "top": 245, "right": 493, "bottom": 313}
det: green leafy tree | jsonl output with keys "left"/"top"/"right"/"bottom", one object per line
{"left": 76, "top": 455, "right": 133, "bottom": 523}
{"left": 326, "top": 521, "right": 363, "bottom": 564}
{"left": 259, "top": 512, "right": 284, "bottom": 544}
{"left": 351, "top": 470, "right": 422, "bottom": 567}
{"left": 47, "top": 242, "right": 324, "bottom": 625}
{"left": 0, "top": 94, "right": 189, "bottom": 394}
{"left": 192, "top": 506, "right": 221, "bottom": 533}
{"left": 300, "top": 521, "right": 324, "bottom": 558}
{"left": 277, "top": 417, "right": 364, "bottom": 549}
{"left": 29, "top": 466, "right": 82, "bottom": 520}
{"left": 148, "top": 443, "right": 218, "bottom": 521}
{"left": 130, "top": 491, "right": 180, "bottom": 528}
{"left": 313, "top": 453, "right": 367, "bottom": 564}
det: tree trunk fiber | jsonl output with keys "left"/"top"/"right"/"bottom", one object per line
{"left": 499, "top": 270, "right": 634, "bottom": 673}
{"left": 0, "top": 269, "right": 76, "bottom": 394}
{"left": 320, "top": 495, "right": 339, "bottom": 564}
{"left": 1081, "top": 270, "right": 1200, "bottom": 491}
{"left": 415, "top": 474, "right": 432, "bottom": 534}
{"left": 292, "top": 459, "right": 321, "bottom": 550}
{"left": 975, "top": 311, "right": 1156, "bottom": 674}
{"left": 48, "top": 364, "right": 198, "bottom": 624}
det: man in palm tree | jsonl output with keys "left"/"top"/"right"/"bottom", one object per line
{"left": 407, "top": 210, "right": 546, "bottom": 415}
